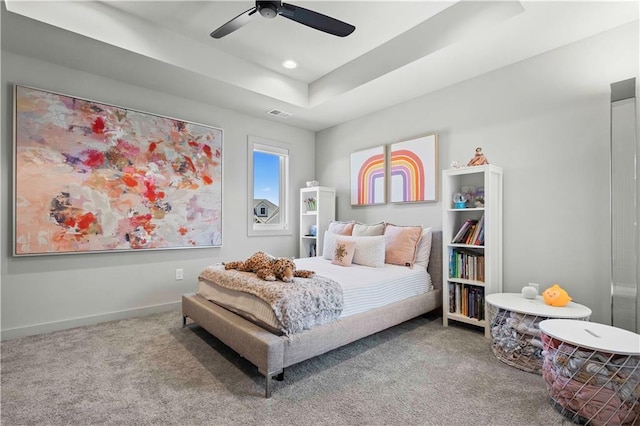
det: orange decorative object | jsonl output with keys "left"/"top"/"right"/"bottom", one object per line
{"left": 542, "top": 284, "right": 572, "bottom": 307}
{"left": 467, "top": 147, "right": 489, "bottom": 166}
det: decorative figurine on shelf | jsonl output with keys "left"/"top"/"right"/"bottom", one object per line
{"left": 304, "top": 197, "right": 317, "bottom": 211}
{"left": 542, "top": 284, "right": 572, "bottom": 307}
{"left": 453, "top": 192, "right": 466, "bottom": 209}
{"left": 467, "top": 147, "right": 489, "bottom": 166}
{"left": 474, "top": 186, "right": 485, "bottom": 207}
{"left": 461, "top": 185, "right": 476, "bottom": 207}
{"left": 450, "top": 161, "right": 460, "bottom": 169}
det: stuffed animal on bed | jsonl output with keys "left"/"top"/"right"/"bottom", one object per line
{"left": 224, "top": 251, "right": 315, "bottom": 282}
{"left": 542, "top": 284, "right": 572, "bottom": 307}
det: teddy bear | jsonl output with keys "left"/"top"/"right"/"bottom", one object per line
{"left": 224, "top": 251, "right": 315, "bottom": 282}
{"left": 542, "top": 284, "right": 572, "bottom": 307}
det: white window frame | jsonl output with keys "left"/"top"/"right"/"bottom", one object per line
{"left": 247, "top": 136, "right": 291, "bottom": 236}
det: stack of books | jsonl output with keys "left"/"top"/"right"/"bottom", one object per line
{"left": 449, "top": 249, "right": 485, "bottom": 282}
{"left": 448, "top": 283, "right": 485, "bottom": 320}
{"left": 451, "top": 214, "right": 484, "bottom": 245}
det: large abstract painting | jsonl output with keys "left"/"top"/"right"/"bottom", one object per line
{"left": 350, "top": 145, "right": 386, "bottom": 206}
{"left": 390, "top": 133, "right": 438, "bottom": 203}
{"left": 13, "top": 85, "right": 223, "bottom": 256}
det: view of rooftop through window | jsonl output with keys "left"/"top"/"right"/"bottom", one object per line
{"left": 253, "top": 150, "right": 280, "bottom": 223}
{"left": 250, "top": 137, "right": 289, "bottom": 233}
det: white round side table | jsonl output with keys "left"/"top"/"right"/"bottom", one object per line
{"left": 539, "top": 319, "right": 640, "bottom": 425}
{"left": 486, "top": 293, "right": 592, "bottom": 373}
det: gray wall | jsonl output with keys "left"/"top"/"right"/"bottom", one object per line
{"left": 2, "top": 16, "right": 637, "bottom": 337}
{"left": 1, "top": 51, "right": 315, "bottom": 338}
{"left": 316, "top": 21, "right": 639, "bottom": 325}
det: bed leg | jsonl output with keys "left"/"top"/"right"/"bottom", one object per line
{"left": 265, "top": 375, "right": 272, "bottom": 398}
{"left": 264, "top": 370, "right": 283, "bottom": 398}
{"left": 182, "top": 315, "right": 187, "bottom": 328}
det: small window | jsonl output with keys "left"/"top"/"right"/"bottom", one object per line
{"left": 248, "top": 136, "right": 290, "bottom": 236}
{"left": 256, "top": 205, "right": 268, "bottom": 217}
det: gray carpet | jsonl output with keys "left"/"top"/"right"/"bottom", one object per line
{"left": 1, "top": 309, "right": 569, "bottom": 425}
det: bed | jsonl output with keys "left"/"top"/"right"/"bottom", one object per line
{"left": 182, "top": 230, "right": 442, "bottom": 397}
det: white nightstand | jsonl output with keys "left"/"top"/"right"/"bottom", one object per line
{"left": 486, "top": 293, "right": 592, "bottom": 373}
{"left": 539, "top": 319, "right": 640, "bottom": 425}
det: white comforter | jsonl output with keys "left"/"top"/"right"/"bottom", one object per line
{"left": 294, "top": 257, "right": 432, "bottom": 317}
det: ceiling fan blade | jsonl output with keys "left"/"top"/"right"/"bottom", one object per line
{"left": 210, "top": 6, "right": 258, "bottom": 39}
{"left": 279, "top": 2, "right": 355, "bottom": 37}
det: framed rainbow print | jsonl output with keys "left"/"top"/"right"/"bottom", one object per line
{"left": 13, "top": 85, "right": 223, "bottom": 256}
{"left": 390, "top": 133, "right": 439, "bottom": 203}
{"left": 350, "top": 145, "right": 386, "bottom": 206}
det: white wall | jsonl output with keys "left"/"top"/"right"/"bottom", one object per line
{"left": 1, "top": 51, "right": 315, "bottom": 338}
{"left": 316, "top": 22, "right": 639, "bottom": 325}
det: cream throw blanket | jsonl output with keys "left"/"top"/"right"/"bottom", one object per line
{"left": 199, "top": 265, "right": 343, "bottom": 335}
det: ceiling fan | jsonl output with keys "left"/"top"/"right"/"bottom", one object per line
{"left": 210, "top": 1, "right": 355, "bottom": 39}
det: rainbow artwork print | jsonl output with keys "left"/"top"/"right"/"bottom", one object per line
{"left": 350, "top": 146, "right": 386, "bottom": 205}
{"left": 390, "top": 133, "right": 438, "bottom": 203}
{"left": 13, "top": 85, "right": 223, "bottom": 255}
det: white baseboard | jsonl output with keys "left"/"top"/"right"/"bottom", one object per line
{"left": 1, "top": 301, "right": 181, "bottom": 341}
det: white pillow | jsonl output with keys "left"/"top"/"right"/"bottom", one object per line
{"left": 323, "top": 230, "right": 338, "bottom": 260}
{"left": 352, "top": 235, "right": 385, "bottom": 268}
{"left": 413, "top": 227, "right": 433, "bottom": 269}
{"left": 323, "top": 232, "right": 385, "bottom": 267}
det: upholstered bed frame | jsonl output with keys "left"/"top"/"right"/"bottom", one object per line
{"left": 182, "top": 231, "right": 443, "bottom": 398}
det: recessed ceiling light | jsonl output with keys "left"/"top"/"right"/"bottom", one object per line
{"left": 282, "top": 60, "right": 298, "bottom": 69}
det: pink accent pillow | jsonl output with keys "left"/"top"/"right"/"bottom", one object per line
{"left": 331, "top": 238, "right": 356, "bottom": 267}
{"left": 328, "top": 220, "right": 354, "bottom": 236}
{"left": 383, "top": 224, "right": 423, "bottom": 267}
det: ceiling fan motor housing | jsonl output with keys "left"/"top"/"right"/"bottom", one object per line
{"left": 211, "top": 0, "right": 355, "bottom": 39}
{"left": 258, "top": 1, "right": 280, "bottom": 19}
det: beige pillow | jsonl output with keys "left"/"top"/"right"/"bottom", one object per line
{"left": 383, "top": 224, "right": 423, "bottom": 268}
{"left": 352, "top": 222, "right": 385, "bottom": 236}
{"left": 328, "top": 220, "right": 354, "bottom": 235}
{"left": 414, "top": 227, "right": 433, "bottom": 268}
{"left": 331, "top": 238, "right": 356, "bottom": 267}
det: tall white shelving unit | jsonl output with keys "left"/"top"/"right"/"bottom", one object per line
{"left": 299, "top": 186, "right": 335, "bottom": 258}
{"left": 442, "top": 165, "right": 503, "bottom": 337}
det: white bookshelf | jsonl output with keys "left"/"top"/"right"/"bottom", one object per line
{"left": 299, "top": 186, "right": 335, "bottom": 258}
{"left": 442, "top": 165, "right": 503, "bottom": 337}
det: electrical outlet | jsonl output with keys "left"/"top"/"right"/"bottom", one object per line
{"left": 175, "top": 268, "right": 184, "bottom": 280}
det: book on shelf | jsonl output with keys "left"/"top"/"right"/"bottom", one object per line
{"left": 452, "top": 219, "right": 477, "bottom": 243}
{"left": 448, "top": 283, "right": 456, "bottom": 313}
{"left": 447, "top": 283, "right": 485, "bottom": 320}
{"left": 452, "top": 215, "right": 485, "bottom": 246}
{"left": 469, "top": 214, "right": 484, "bottom": 245}
{"left": 449, "top": 248, "right": 485, "bottom": 282}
